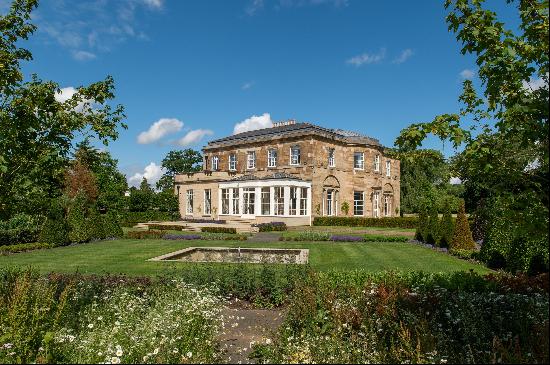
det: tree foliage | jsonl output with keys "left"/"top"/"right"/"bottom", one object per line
{"left": 156, "top": 149, "right": 202, "bottom": 191}
{"left": 395, "top": 0, "right": 548, "bottom": 271}
{"left": 0, "top": 0, "right": 126, "bottom": 219}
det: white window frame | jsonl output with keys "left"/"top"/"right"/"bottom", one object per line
{"left": 384, "top": 194, "right": 392, "bottom": 217}
{"left": 353, "top": 191, "right": 364, "bottom": 216}
{"left": 290, "top": 145, "right": 301, "bottom": 166}
{"left": 372, "top": 191, "right": 380, "bottom": 218}
{"left": 386, "top": 160, "right": 391, "bottom": 177}
{"left": 221, "top": 188, "right": 229, "bottom": 214}
{"left": 299, "top": 187, "right": 308, "bottom": 215}
{"left": 261, "top": 187, "right": 271, "bottom": 215}
{"left": 229, "top": 154, "right": 237, "bottom": 171}
{"left": 186, "top": 189, "right": 193, "bottom": 214}
{"left": 267, "top": 149, "right": 277, "bottom": 168}
{"left": 212, "top": 156, "right": 219, "bottom": 171}
{"left": 247, "top": 151, "right": 256, "bottom": 169}
{"left": 243, "top": 187, "right": 255, "bottom": 215}
{"left": 232, "top": 189, "right": 239, "bottom": 214}
{"left": 289, "top": 187, "right": 298, "bottom": 215}
{"left": 328, "top": 148, "right": 335, "bottom": 167}
{"left": 274, "top": 186, "right": 284, "bottom": 215}
{"left": 374, "top": 155, "right": 380, "bottom": 172}
{"left": 354, "top": 152, "right": 364, "bottom": 170}
{"left": 204, "top": 189, "right": 211, "bottom": 215}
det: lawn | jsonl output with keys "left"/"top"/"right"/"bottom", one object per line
{"left": 0, "top": 238, "right": 490, "bottom": 276}
{"left": 288, "top": 225, "right": 416, "bottom": 236}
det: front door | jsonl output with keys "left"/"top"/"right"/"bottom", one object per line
{"left": 242, "top": 188, "right": 256, "bottom": 218}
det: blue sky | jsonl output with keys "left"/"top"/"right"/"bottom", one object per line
{"left": 9, "top": 0, "right": 521, "bottom": 187}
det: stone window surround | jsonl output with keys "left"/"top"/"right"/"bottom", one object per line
{"left": 267, "top": 148, "right": 277, "bottom": 168}
{"left": 353, "top": 190, "right": 364, "bottom": 216}
{"left": 247, "top": 151, "right": 256, "bottom": 170}
{"left": 354, "top": 151, "right": 364, "bottom": 170}
{"left": 290, "top": 145, "right": 301, "bottom": 166}
{"left": 218, "top": 179, "right": 312, "bottom": 218}
{"left": 212, "top": 156, "right": 219, "bottom": 171}
{"left": 229, "top": 154, "right": 237, "bottom": 171}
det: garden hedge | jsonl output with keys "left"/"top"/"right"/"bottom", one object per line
{"left": 120, "top": 211, "right": 179, "bottom": 227}
{"left": 0, "top": 242, "right": 55, "bottom": 254}
{"left": 313, "top": 216, "right": 418, "bottom": 229}
{"left": 201, "top": 227, "right": 237, "bottom": 234}
{"left": 146, "top": 224, "right": 184, "bottom": 231}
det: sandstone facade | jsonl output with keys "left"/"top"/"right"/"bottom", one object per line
{"left": 175, "top": 121, "right": 400, "bottom": 226}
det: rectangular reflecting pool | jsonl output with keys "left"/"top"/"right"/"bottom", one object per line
{"left": 149, "top": 247, "right": 309, "bottom": 264}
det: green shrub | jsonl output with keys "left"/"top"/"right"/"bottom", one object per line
{"left": 0, "top": 214, "right": 42, "bottom": 245}
{"left": 88, "top": 210, "right": 107, "bottom": 241}
{"left": 146, "top": 223, "right": 184, "bottom": 231}
{"left": 281, "top": 231, "right": 331, "bottom": 241}
{"left": 314, "top": 216, "right": 418, "bottom": 229}
{"left": 439, "top": 200, "right": 454, "bottom": 248}
{"left": 38, "top": 218, "right": 70, "bottom": 246}
{"left": 201, "top": 226, "right": 237, "bottom": 234}
{"left": 0, "top": 242, "right": 55, "bottom": 254}
{"left": 200, "top": 232, "right": 248, "bottom": 241}
{"left": 120, "top": 211, "right": 179, "bottom": 227}
{"left": 103, "top": 213, "right": 123, "bottom": 239}
{"left": 254, "top": 222, "right": 288, "bottom": 232}
{"left": 363, "top": 235, "right": 409, "bottom": 242}
{"left": 449, "top": 248, "right": 478, "bottom": 261}
{"left": 426, "top": 206, "right": 440, "bottom": 245}
{"left": 415, "top": 207, "right": 429, "bottom": 242}
{"left": 125, "top": 230, "right": 166, "bottom": 239}
{"left": 480, "top": 196, "right": 548, "bottom": 274}
{"left": 67, "top": 193, "right": 91, "bottom": 244}
{"left": 450, "top": 201, "right": 475, "bottom": 250}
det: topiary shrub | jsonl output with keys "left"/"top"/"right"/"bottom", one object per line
{"left": 103, "top": 212, "right": 124, "bottom": 239}
{"left": 426, "top": 206, "right": 440, "bottom": 245}
{"left": 450, "top": 201, "right": 475, "bottom": 250}
{"left": 38, "top": 198, "right": 70, "bottom": 246}
{"left": 341, "top": 201, "right": 350, "bottom": 216}
{"left": 415, "top": 206, "right": 429, "bottom": 242}
{"left": 87, "top": 209, "right": 106, "bottom": 240}
{"left": 439, "top": 200, "right": 454, "bottom": 248}
{"left": 67, "top": 193, "right": 91, "bottom": 244}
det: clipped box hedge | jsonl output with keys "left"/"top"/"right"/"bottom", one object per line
{"left": 313, "top": 216, "right": 418, "bottom": 229}
{"left": 0, "top": 242, "right": 55, "bottom": 254}
{"left": 146, "top": 224, "right": 184, "bottom": 231}
{"left": 201, "top": 227, "right": 237, "bottom": 234}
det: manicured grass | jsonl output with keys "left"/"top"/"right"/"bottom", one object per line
{"left": 288, "top": 225, "right": 416, "bottom": 236}
{"left": 0, "top": 238, "right": 490, "bottom": 276}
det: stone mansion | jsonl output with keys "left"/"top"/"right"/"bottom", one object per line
{"left": 175, "top": 120, "right": 400, "bottom": 226}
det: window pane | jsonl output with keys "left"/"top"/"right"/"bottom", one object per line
{"left": 291, "top": 146, "right": 300, "bottom": 165}
{"left": 300, "top": 187, "right": 308, "bottom": 215}
{"left": 221, "top": 189, "right": 229, "bottom": 214}
{"left": 274, "top": 187, "right": 284, "bottom": 215}
{"left": 261, "top": 187, "right": 270, "bottom": 215}
{"left": 204, "top": 189, "right": 211, "bottom": 215}
{"left": 289, "top": 187, "right": 297, "bottom": 215}
{"left": 354, "top": 152, "right": 364, "bottom": 169}
{"left": 353, "top": 191, "right": 364, "bottom": 216}
{"left": 186, "top": 190, "right": 193, "bottom": 214}
{"left": 232, "top": 189, "right": 239, "bottom": 214}
{"left": 268, "top": 149, "right": 277, "bottom": 167}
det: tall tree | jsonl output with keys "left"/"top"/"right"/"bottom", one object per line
{"left": 156, "top": 149, "right": 202, "bottom": 191}
{"left": 395, "top": 0, "right": 548, "bottom": 271}
{"left": 0, "top": 0, "right": 126, "bottom": 219}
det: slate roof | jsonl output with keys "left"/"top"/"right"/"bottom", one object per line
{"left": 204, "top": 122, "right": 380, "bottom": 150}
{"left": 229, "top": 172, "right": 304, "bottom": 182}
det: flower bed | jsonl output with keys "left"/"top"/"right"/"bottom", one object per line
{"left": 250, "top": 271, "right": 550, "bottom": 364}
{"left": 125, "top": 230, "right": 165, "bottom": 239}
{"left": 313, "top": 216, "right": 418, "bottom": 229}
{"left": 200, "top": 227, "right": 237, "bottom": 234}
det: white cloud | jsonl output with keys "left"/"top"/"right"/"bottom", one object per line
{"left": 55, "top": 86, "right": 94, "bottom": 113}
{"left": 176, "top": 129, "right": 214, "bottom": 146}
{"left": 449, "top": 177, "right": 462, "bottom": 185}
{"left": 143, "top": 0, "right": 163, "bottom": 9}
{"left": 233, "top": 113, "right": 273, "bottom": 134}
{"left": 137, "top": 118, "right": 184, "bottom": 144}
{"left": 393, "top": 49, "right": 413, "bottom": 64}
{"left": 246, "top": 0, "right": 264, "bottom": 15}
{"left": 128, "top": 162, "right": 165, "bottom": 187}
{"left": 460, "top": 69, "right": 475, "bottom": 79}
{"left": 241, "top": 81, "right": 255, "bottom": 90}
{"left": 346, "top": 48, "right": 386, "bottom": 67}
{"left": 522, "top": 74, "right": 548, "bottom": 91}
{"left": 72, "top": 50, "right": 96, "bottom": 61}
{"left": 37, "top": 0, "right": 161, "bottom": 59}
